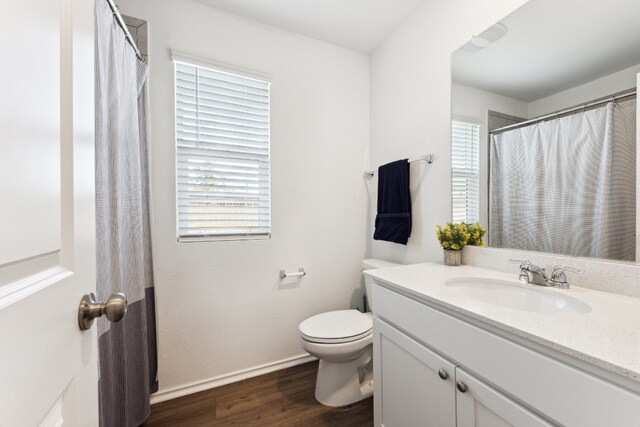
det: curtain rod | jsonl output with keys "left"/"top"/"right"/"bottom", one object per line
{"left": 106, "top": 0, "right": 143, "bottom": 61}
{"left": 490, "top": 90, "right": 637, "bottom": 135}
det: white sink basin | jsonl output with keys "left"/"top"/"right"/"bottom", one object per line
{"left": 445, "top": 278, "right": 591, "bottom": 315}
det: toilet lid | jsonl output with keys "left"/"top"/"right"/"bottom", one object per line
{"left": 299, "top": 310, "right": 372, "bottom": 344}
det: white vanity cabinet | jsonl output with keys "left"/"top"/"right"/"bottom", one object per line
{"left": 371, "top": 281, "right": 640, "bottom": 427}
{"left": 374, "top": 316, "right": 550, "bottom": 427}
{"left": 373, "top": 317, "right": 456, "bottom": 426}
{"left": 454, "top": 368, "right": 550, "bottom": 427}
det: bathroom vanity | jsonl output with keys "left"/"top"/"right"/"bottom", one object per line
{"left": 366, "top": 264, "right": 640, "bottom": 426}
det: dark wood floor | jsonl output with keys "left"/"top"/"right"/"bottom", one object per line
{"left": 144, "top": 361, "right": 373, "bottom": 426}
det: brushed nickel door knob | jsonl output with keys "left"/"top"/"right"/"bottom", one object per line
{"left": 438, "top": 369, "right": 449, "bottom": 380}
{"left": 78, "top": 292, "right": 127, "bottom": 331}
{"left": 456, "top": 380, "right": 468, "bottom": 393}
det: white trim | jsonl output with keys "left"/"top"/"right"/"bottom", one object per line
{"left": 150, "top": 353, "right": 316, "bottom": 404}
{"left": 451, "top": 114, "right": 482, "bottom": 126}
{"left": 171, "top": 49, "right": 273, "bottom": 82}
{"left": 0, "top": 266, "right": 72, "bottom": 310}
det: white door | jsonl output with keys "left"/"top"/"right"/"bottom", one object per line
{"left": 0, "top": 0, "right": 99, "bottom": 426}
{"left": 455, "top": 368, "right": 552, "bottom": 427}
{"left": 373, "top": 317, "right": 456, "bottom": 427}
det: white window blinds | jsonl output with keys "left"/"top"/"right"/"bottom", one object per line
{"left": 175, "top": 60, "right": 271, "bottom": 241}
{"left": 451, "top": 120, "right": 480, "bottom": 223}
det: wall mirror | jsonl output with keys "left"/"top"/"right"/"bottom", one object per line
{"left": 451, "top": 0, "right": 640, "bottom": 263}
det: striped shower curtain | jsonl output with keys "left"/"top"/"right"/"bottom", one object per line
{"left": 490, "top": 99, "right": 636, "bottom": 261}
{"left": 95, "top": 0, "right": 158, "bottom": 425}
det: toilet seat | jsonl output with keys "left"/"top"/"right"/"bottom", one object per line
{"left": 299, "top": 309, "right": 372, "bottom": 344}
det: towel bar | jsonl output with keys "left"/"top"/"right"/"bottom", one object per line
{"left": 280, "top": 268, "right": 306, "bottom": 279}
{"left": 365, "top": 153, "right": 433, "bottom": 177}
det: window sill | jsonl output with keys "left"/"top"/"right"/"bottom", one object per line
{"left": 177, "top": 233, "right": 271, "bottom": 243}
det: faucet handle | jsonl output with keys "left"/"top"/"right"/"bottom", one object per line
{"left": 553, "top": 264, "right": 581, "bottom": 274}
{"left": 509, "top": 259, "right": 531, "bottom": 283}
{"left": 549, "top": 265, "right": 580, "bottom": 289}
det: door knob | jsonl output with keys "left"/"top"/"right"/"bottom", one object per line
{"left": 456, "top": 380, "right": 468, "bottom": 393}
{"left": 78, "top": 292, "right": 127, "bottom": 331}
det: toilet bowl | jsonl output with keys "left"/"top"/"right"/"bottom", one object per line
{"left": 298, "top": 259, "right": 400, "bottom": 407}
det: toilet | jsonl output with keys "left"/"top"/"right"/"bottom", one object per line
{"left": 298, "top": 259, "right": 401, "bottom": 407}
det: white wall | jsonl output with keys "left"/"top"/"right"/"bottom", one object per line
{"left": 451, "top": 83, "right": 529, "bottom": 125}
{"left": 119, "top": 0, "right": 370, "bottom": 396}
{"left": 529, "top": 63, "right": 640, "bottom": 117}
{"left": 369, "top": 0, "right": 529, "bottom": 264}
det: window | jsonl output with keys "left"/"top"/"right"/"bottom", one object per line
{"left": 451, "top": 120, "right": 480, "bottom": 223}
{"left": 174, "top": 60, "right": 271, "bottom": 241}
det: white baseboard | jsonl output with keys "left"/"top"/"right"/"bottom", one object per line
{"left": 150, "top": 354, "right": 317, "bottom": 404}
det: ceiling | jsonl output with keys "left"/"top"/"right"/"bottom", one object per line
{"left": 452, "top": 0, "right": 640, "bottom": 102}
{"left": 195, "top": 0, "right": 426, "bottom": 53}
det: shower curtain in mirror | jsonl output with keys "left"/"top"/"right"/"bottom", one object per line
{"left": 95, "top": 1, "right": 158, "bottom": 426}
{"left": 490, "top": 99, "right": 636, "bottom": 260}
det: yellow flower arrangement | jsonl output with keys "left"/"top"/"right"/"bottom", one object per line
{"left": 436, "top": 222, "right": 470, "bottom": 251}
{"left": 435, "top": 222, "right": 485, "bottom": 251}
{"left": 466, "top": 222, "right": 486, "bottom": 246}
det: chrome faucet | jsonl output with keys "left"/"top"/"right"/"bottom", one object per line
{"left": 516, "top": 261, "right": 548, "bottom": 286}
{"left": 511, "top": 260, "right": 580, "bottom": 289}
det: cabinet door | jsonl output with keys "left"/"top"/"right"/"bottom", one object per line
{"left": 373, "top": 317, "right": 456, "bottom": 427}
{"left": 456, "top": 368, "right": 552, "bottom": 427}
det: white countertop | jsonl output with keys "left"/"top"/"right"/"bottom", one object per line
{"left": 365, "top": 263, "right": 640, "bottom": 383}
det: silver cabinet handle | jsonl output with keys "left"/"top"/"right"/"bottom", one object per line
{"left": 456, "top": 381, "right": 468, "bottom": 393}
{"left": 78, "top": 292, "right": 127, "bottom": 331}
{"left": 438, "top": 369, "right": 449, "bottom": 380}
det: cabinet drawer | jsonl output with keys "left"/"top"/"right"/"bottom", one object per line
{"left": 372, "top": 283, "right": 640, "bottom": 426}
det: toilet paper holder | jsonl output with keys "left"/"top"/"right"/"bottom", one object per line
{"left": 280, "top": 268, "right": 306, "bottom": 279}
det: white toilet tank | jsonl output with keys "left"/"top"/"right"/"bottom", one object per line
{"left": 362, "top": 259, "right": 401, "bottom": 312}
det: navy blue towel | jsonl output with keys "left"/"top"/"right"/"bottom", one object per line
{"left": 374, "top": 159, "right": 411, "bottom": 245}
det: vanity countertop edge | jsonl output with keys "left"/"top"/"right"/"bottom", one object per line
{"left": 365, "top": 262, "right": 640, "bottom": 386}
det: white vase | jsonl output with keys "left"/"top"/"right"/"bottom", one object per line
{"left": 443, "top": 249, "right": 462, "bottom": 266}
